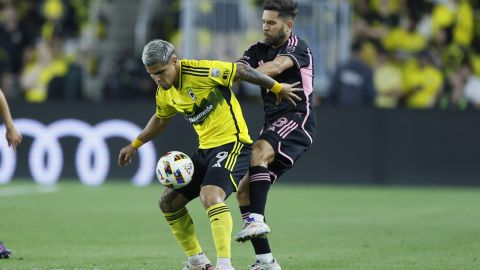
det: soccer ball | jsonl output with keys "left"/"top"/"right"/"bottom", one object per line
{"left": 156, "top": 151, "right": 194, "bottom": 189}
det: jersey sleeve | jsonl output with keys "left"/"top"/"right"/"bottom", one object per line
{"left": 155, "top": 90, "right": 177, "bottom": 118}
{"left": 237, "top": 44, "right": 259, "bottom": 68}
{"left": 278, "top": 38, "right": 311, "bottom": 69}
{"left": 208, "top": 60, "right": 238, "bottom": 89}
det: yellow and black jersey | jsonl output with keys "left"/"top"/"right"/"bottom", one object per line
{"left": 155, "top": 59, "right": 252, "bottom": 149}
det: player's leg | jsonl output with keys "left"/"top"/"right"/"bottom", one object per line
{"left": 200, "top": 141, "right": 250, "bottom": 270}
{"left": 237, "top": 177, "right": 281, "bottom": 269}
{"left": 200, "top": 185, "right": 233, "bottom": 269}
{"left": 249, "top": 139, "right": 275, "bottom": 220}
{"left": 235, "top": 139, "right": 275, "bottom": 242}
{"left": 159, "top": 188, "right": 213, "bottom": 270}
{"left": 159, "top": 151, "right": 213, "bottom": 270}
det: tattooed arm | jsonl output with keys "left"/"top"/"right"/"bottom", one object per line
{"left": 234, "top": 62, "right": 277, "bottom": 89}
{"left": 234, "top": 63, "right": 302, "bottom": 105}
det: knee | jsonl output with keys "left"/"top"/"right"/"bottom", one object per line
{"left": 158, "top": 197, "right": 173, "bottom": 213}
{"left": 200, "top": 185, "right": 226, "bottom": 209}
{"left": 158, "top": 191, "right": 187, "bottom": 213}
{"left": 250, "top": 142, "right": 275, "bottom": 167}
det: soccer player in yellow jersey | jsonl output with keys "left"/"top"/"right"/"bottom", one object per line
{"left": 1, "top": 88, "right": 22, "bottom": 151}
{"left": 117, "top": 39, "right": 301, "bottom": 270}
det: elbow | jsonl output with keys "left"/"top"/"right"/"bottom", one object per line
{"left": 269, "top": 68, "right": 282, "bottom": 77}
{"left": 236, "top": 62, "right": 248, "bottom": 74}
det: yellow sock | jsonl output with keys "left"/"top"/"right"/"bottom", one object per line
{"left": 163, "top": 207, "right": 202, "bottom": 256}
{"left": 207, "top": 203, "right": 233, "bottom": 258}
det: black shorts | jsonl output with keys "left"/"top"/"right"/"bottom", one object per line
{"left": 176, "top": 141, "right": 252, "bottom": 201}
{"left": 259, "top": 111, "right": 315, "bottom": 182}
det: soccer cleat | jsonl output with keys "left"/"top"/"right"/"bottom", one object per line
{"left": 234, "top": 221, "right": 271, "bottom": 242}
{"left": 182, "top": 256, "right": 213, "bottom": 270}
{"left": 250, "top": 259, "right": 281, "bottom": 270}
{"left": 0, "top": 241, "right": 12, "bottom": 259}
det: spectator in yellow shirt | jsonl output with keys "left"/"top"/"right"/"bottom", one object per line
{"left": 402, "top": 51, "right": 444, "bottom": 108}
{"left": 374, "top": 47, "right": 403, "bottom": 108}
{"left": 383, "top": 16, "right": 426, "bottom": 54}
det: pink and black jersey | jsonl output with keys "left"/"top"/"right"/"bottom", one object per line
{"left": 238, "top": 34, "right": 315, "bottom": 120}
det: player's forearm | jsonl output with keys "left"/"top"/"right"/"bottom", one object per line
{"left": 0, "top": 90, "right": 15, "bottom": 128}
{"left": 235, "top": 63, "right": 276, "bottom": 89}
{"left": 256, "top": 61, "right": 282, "bottom": 77}
{"left": 136, "top": 114, "right": 171, "bottom": 143}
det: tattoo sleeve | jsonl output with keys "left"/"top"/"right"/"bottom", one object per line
{"left": 235, "top": 63, "right": 275, "bottom": 89}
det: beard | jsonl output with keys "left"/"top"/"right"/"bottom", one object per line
{"left": 264, "top": 25, "right": 288, "bottom": 47}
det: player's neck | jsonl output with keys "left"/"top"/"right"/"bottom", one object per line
{"left": 272, "top": 32, "right": 291, "bottom": 49}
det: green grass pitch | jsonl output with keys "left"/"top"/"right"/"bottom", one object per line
{"left": 1, "top": 181, "right": 479, "bottom": 270}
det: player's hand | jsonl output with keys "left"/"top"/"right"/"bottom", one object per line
{"left": 6, "top": 127, "right": 22, "bottom": 152}
{"left": 275, "top": 81, "right": 302, "bottom": 106}
{"left": 118, "top": 144, "right": 137, "bottom": 167}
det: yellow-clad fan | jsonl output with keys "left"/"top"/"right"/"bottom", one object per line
{"left": 402, "top": 51, "right": 444, "bottom": 108}
{"left": 432, "top": 0, "right": 474, "bottom": 46}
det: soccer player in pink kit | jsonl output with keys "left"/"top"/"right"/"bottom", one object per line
{"left": 234, "top": 1, "right": 316, "bottom": 269}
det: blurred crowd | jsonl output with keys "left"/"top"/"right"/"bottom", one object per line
{"left": 2, "top": 0, "right": 480, "bottom": 110}
{"left": 327, "top": 0, "right": 480, "bottom": 110}
{"left": 0, "top": 0, "right": 106, "bottom": 102}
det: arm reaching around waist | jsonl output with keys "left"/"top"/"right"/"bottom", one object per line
{"left": 235, "top": 62, "right": 302, "bottom": 106}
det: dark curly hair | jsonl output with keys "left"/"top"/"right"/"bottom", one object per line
{"left": 263, "top": 0, "right": 298, "bottom": 20}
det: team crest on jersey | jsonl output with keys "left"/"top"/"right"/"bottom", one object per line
{"left": 211, "top": 68, "right": 220, "bottom": 77}
{"left": 187, "top": 89, "right": 197, "bottom": 101}
{"left": 286, "top": 45, "right": 296, "bottom": 53}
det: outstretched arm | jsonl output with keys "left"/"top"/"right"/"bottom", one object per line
{"left": 118, "top": 115, "right": 172, "bottom": 167}
{"left": 0, "top": 89, "right": 22, "bottom": 151}
{"left": 256, "top": 55, "right": 295, "bottom": 77}
{"left": 235, "top": 62, "right": 277, "bottom": 89}
{"left": 235, "top": 62, "right": 302, "bottom": 105}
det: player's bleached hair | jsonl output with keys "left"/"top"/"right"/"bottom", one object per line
{"left": 142, "top": 39, "right": 175, "bottom": 66}
{"left": 263, "top": 0, "right": 298, "bottom": 20}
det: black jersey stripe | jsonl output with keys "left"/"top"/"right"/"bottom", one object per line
{"left": 182, "top": 68, "right": 210, "bottom": 74}
{"left": 182, "top": 64, "right": 210, "bottom": 70}
{"left": 218, "top": 86, "right": 240, "bottom": 141}
{"left": 182, "top": 67, "right": 209, "bottom": 73}
{"left": 182, "top": 71, "right": 209, "bottom": 76}
{"left": 182, "top": 71, "right": 209, "bottom": 77}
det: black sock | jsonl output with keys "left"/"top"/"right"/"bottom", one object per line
{"left": 252, "top": 237, "right": 271, "bottom": 255}
{"left": 248, "top": 166, "right": 271, "bottom": 216}
{"left": 239, "top": 205, "right": 250, "bottom": 222}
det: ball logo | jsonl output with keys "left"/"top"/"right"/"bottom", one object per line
{"left": 164, "top": 161, "right": 173, "bottom": 176}
{"left": 174, "top": 169, "right": 185, "bottom": 184}
{"left": 0, "top": 119, "right": 157, "bottom": 186}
